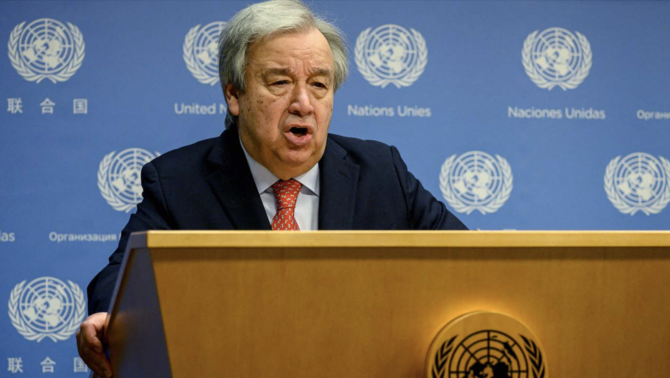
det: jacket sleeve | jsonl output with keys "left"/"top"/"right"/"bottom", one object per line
{"left": 87, "top": 161, "right": 173, "bottom": 315}
{"left": 391, "top": 146, "right": 468, "bottom": 230}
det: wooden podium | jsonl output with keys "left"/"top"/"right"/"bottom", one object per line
{"left": 104, "top": 231, "right": 670, "bottom": 378}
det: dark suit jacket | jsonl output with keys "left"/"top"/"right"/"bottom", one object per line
{"left": 87, "top": 127, "right": 467, "bottom": 314}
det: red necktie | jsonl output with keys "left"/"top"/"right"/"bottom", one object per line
{"left": 271, "top": 179, "right": 302, "bottom": 231}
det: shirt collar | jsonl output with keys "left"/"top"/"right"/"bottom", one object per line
{"left": 240, "top": 139, "right": 320, "bottom": 196}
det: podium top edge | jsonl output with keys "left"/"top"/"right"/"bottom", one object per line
{"left": 128, "top": 231, "right": 670, "bottom": 249}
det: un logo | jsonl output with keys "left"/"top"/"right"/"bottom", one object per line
{"left": 98, "top": 148, "right": 160, "bottom": 213}
{"left": 8, "top": 277, "right": 85, "bottom": 342}
{"left": 184, "top": 21, "right": 226, "bottom": 85}
{"left": 605, "top": 153, "right": 670, "bottom": 215}
{"left": 427, "top": 312, "right": 547, "bottom": 378}
{"left": 522, "top": 27, "right": 592, "bottom": 90}
{"left": 355, "top": 24, "right": 428, "bottom": 88}
{"left": 439, "top": 151, "right": 513, "bottom": 215}
{"left": 8, "top": 18, "right": 85, "bottom": 83}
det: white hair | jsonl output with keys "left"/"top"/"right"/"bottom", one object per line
{"left": 218, "top": 0, "right": 349, "bottom": 127}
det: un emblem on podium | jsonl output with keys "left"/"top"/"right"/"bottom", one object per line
{"left": 98, "top": 148, "right": 160, "bottom": 213}
{"left": 184, "top": 21, "right": 227, "bottom": 85}
{"left": 8, "top": 277, "right": 85, "bottom": 342}
{"left": 605, "top": 152, "right": 670, "bottom": 215}
{"left": 8, "top": 18, "right": 85, "bottom": 83}
{"left": 426, "top": 312, "right": 547, "bottom": 378}
{"left": 355, "top": 24, "right": 427, "bottom": 88}
{"left": 522, "top": 27, "right": 591, "bottom": 90}
{"left": 439, "top": 151, "right": 513, "bottom": 215}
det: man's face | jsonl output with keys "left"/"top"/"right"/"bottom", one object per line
{"left": 225, "top": 28, "right": 335, "bottom": 180}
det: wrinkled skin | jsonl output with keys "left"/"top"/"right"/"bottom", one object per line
{"left": 225, "top": 28, "right": 335, "bottom": 180}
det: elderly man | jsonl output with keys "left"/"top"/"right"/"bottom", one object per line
{"left": 77, "top": 0, "right": 467, "bottom": 376}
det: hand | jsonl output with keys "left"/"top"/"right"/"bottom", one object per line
{"left": 76, "top": 312, "right": 112, "bottom": 378}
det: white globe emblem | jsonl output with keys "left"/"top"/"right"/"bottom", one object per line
{"left": 605, "top": 153, "right": 670, "bottom": 215}
{"left": 439, "top": 151, "right": 513, "bottom": 215}
{"left": 8, "top": 277, "right": 85, "bottom": 342}
{"left": 522, "top": 27, "right": 592, "bottom": 90}
{"left": 183, "top": 21, "right": 227, "bottom": 85}
{"left": 355, "top": 24, "right": 428, "bottom": 88}
{"left": 8, "top": 18, "right": 85, "bottom": 83}
{"left": 98, "top": 148, "right": 160, "bottom": 213}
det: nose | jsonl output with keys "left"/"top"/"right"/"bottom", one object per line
{"left": 288, "top": 82, "right": 314, "bottom": 117}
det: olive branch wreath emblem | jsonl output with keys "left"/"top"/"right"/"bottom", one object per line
{"left": 522, "top": 29, "right": 591, "bottom": 91}
{"left": 430, "top": 334, "right": 546, "bottom": 378}
{"left": 431, "top": 336, "right": 456, "bottom": 378}
{"left": 98, "top": 150, "right": 160, "bottom": 213}
{"left": 439, "top": 154, "right": 513, "bottom": 215}
{"left": 8, "top": 20, "right": 85, "bottom": 84}
{"left": 604, "top": 155, "right": 670, "bottom": 215}
{"left": 8, "top": 279, "right": 85, "bottom": 342}
{"left": 355, "top": 27, "right": 428, "bottom": 88}
{"left": 183, "top": 24, "right": 222, "bottom": 86}
{"left": 520, "top": 335, "right": 546, "bottom": 378}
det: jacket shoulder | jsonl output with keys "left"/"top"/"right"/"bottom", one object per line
{"left": 327, "top": 133, "right": 396, "bottom": 162}
{"left": 148, "top": 137, "right": 219, "bottom": 175}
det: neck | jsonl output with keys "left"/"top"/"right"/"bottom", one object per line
{"left": 271, "top": 165, "right": 313, "bottom": 181}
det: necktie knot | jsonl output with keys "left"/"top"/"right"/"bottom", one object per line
{"left": 271, "top": 179, "right": 302, "bottom": 231}
{"left": 272, "top": 179, "right": 302, "bottom": 210}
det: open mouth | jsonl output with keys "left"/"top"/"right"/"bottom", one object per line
{"left": 284, "top": 125, "right": 312, "bottom": 146}
{"left": 290, "top": 127, "right": 308, "bottom": 137}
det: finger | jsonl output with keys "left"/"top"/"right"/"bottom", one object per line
{"left": 81, "top": 344, "right": 110, "bottom": 377}
{"left": 81, "top": 324, "right": 104, "bottom": 353}
{"left": 85, "top": 324, "right": 103, "bottom": 349}
{"left": 87, "top": 312, "right": 107, "bottom": 340}
{"left": 76, "top": 313, "right": 111, "bottom": 377}
{"left": 80, "top": 347, "right": 112, "bottom": 378}
{"left": 79, "top": 313, "right": 106, "bottom": 353}
{"left": 92, "top": 354, "right": 112, "bottom": 378}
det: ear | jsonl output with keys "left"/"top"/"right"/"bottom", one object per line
{"left": 224, "top": 84, "right": 241, "bottom": 116}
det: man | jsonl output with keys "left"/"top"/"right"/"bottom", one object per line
{"left": 77, "top": 0, "right": 467, "bottom": 376}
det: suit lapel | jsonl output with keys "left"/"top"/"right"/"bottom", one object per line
{"left": 318, "top": 137, "right": 360, "bottom": 230}
{"left": 205, "top": 128, "right": 271, "bottom": 230}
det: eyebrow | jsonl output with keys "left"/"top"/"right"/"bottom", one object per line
{"left": 262, "top": 67, "right": 333, "bottom": 78}
{"left": 262, "top": 68, "right": 293, "bottom": 77}
{"left": 309, "top": 68, "right": 333, "bottom": 77}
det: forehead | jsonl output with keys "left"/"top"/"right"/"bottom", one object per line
{"left": 246, "top": 28, "right": 334, "bottom": 73}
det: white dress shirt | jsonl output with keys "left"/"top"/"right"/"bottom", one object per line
{"left": 240, "top": 141, "right": 320, "bottom": 230}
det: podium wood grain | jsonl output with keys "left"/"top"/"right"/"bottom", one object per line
{"left": 105, "top": 231, "right": 670, "bottom": 378}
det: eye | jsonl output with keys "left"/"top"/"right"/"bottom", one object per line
{"left": 272, "top": 80, "right": 289, "bottom": 86}
{"left": 312, "top": 81, "right": 328, "bottom": 89}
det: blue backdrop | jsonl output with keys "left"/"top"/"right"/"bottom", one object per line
{"left": 1, "top": 1, "right": 669, "bottom": 376}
